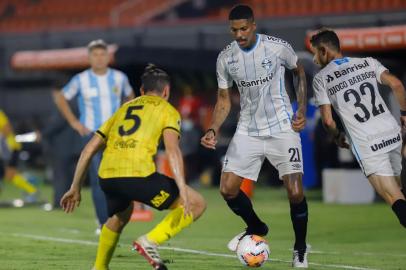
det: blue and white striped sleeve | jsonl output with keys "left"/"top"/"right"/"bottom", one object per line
{"left": 279, "top": 41, "right": 298, "bottom": 70}
{"left": 216, "top": 54, "right": 233, "bottom": 90}
{"left": 62, "top": 75, "right": 80, "bottom": 100}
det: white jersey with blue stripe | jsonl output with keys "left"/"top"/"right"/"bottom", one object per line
{"left": 313, "top": 57, "right": 401, "bottom": 160}
{"left": 63, "top": 68, "right": 133, "bottom": 131}
{"left": 216, "top": 34, "right": 298, "bottom": 136}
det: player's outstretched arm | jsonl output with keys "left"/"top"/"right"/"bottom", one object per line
{"left": 200, "top": 88, "right": 231, "bottom": 149}
{"left": 319, "top": 104, "right": 349, "bottom": 149}
{"left": 60, "top": 134, "right": 105, "bottom": 213}
{"left": 52, "top": 90, "right": 90, "bottom": 136}
{"left": 291, "top": 62, "right": 307, "bottom": 132}
{"left": 380, "top": 71, "right": 406, "bottom": 129}
{"left": 163, "top": 129, "right": 190, "bottom": 216}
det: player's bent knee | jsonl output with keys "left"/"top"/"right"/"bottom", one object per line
{"left": 190, "top": 192, "right": 206, "bottom": 219}
{"left": 288, "top": 190, "right": 304, "bottom": 204}
{"left": 220, "top": 186, "right": 239, "bottom": 200}
{"left": 186, "top": 187, "right": 206, "bottom": 219}
{"left": 105, "top": 216, "right": 126, "bottom": 232}
{"left": 194, "top": 195, "right": 207, "bottom": 219}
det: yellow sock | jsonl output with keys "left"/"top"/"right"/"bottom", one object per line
{"left": 93, "top": 225, "right": 120, "bottom": 270}
{"left": 10, "top": 174, "right": 37, "bottom": 194}
{"left": 147, "top": 206, "right": 193, "bottom": 245}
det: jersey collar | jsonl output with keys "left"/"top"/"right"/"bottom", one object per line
{"left": 332, "top": 57, "right": 349, "bottom": 65}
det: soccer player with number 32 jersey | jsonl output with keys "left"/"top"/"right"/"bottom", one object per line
{"left": 311, "top": 29, "right": 406, "bottom": 229}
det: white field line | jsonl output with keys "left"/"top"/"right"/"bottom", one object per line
{"left": 8, "top": 233, "right": 382, "bottom": 270}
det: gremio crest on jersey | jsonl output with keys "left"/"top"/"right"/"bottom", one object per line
{"left": 228, "top": 59, "right": 239, "bottom": 74}
{"left": 261, "top": 58, "right": 272, "bottom": 71}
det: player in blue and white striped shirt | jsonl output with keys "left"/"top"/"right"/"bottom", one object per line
{"left": 54, "top": 39, "right": 134, "bottom": 229}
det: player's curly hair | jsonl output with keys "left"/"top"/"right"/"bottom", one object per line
{"left": 141, "top": 64, "right": 170, "bottom": 93}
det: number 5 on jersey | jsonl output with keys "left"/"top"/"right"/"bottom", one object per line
{"left": 118, "top": 105, "right": 144, "bottom": 136}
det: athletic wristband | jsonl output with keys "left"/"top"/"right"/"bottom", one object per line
{"left": 206, "top": 128, "right": 216, "bottom": 136}
{"left": 400, "top": 110, "right": 406, "bottom": 116}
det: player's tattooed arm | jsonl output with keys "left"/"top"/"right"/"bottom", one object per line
{"left": 320, "top": 104, "right": 349, "bottom": 149}
{"left": 201, "top": 88, "right": 231, "bottom": 149}
{"left": 380, "top": 71, "right": 406, "bottom": 129}
{"left": 211, "top": 88, "right": 232, "bottom": 133}
{"left": 291, "top": 62, "right": 307, "bottom": 132}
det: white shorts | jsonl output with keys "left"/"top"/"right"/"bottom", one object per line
{"left": 359, "top": 145, "right": 402, "bottom": 177}
{"left": 222, "top": 131, "right": 303, "bottom": 181}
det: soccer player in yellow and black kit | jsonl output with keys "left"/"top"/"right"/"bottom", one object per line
{"left": 60, "top": 64, "right": 206, "bottom": 270}
{"left": 0, "top": 110, "right": 38, "bottom": 197}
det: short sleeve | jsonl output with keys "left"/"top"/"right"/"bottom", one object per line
{"left": 279, "top": 42, "right": 298, "bottom": 70}
{"left": 121, "top": 74, "right": 133, "bottom": 98}
{"left": 62, "top": 75, "right": 80, "bottom": 100}
{"left": 216, "top": 54, "right": 233, "bottom": 89}
{"left": 163, "top": 106, "right": 181, "bottom": 134}
{"left": 368, "top": 57, "right": 388, "bottom": 84}
{"left": 313, "top": 73, "right": 331, "bottom": 106}
{"left": 96, "top": 112, "right": 118, "bottom": 140}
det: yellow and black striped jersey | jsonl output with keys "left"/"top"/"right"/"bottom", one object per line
{"left": 96, "top": 95, "right": 181, "bottom": 178}
{"left": 0, "top": 110, "right": 21, "bottom": 151}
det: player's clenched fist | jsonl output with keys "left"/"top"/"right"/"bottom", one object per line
{"left": 201, "top": 128, "right": 217, "bottom": 149}
{"left": 291, "top": 112, "right": 306, "bottom": 132}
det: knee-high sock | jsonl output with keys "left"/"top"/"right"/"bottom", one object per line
{"left": 147, "top": 206, "right": 193, "bottom": 245}
{"left": 290, "top": 197, "right": 308, "bottom": 251}
{"left": 392, "top": 199, "right": 406, "bottom": 228}
{"left": 10, "top": 174, "right": 37, "bottom": 194}
{"left": 225, "top": 190, "right": 263, "bottom": 229}
{"left": 93, "top": 225, "right": 120, "bottom": 270}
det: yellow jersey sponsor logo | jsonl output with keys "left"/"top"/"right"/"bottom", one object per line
{"left": 151, "top": 190, "right": 170, "bottom": 208}
{"left": 113, "top": 138, "right": 138, "bottom": 149}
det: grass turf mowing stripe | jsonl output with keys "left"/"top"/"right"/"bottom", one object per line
{"left": 9, "top": 233, "right": 381, "bottom": 270}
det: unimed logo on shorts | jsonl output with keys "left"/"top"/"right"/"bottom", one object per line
{"left": 151, "top": 190, "right": 170, "bottom": 207}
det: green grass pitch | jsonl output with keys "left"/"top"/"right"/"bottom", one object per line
{"left": 0, "top": 182, "right": 404, "bottom": 270}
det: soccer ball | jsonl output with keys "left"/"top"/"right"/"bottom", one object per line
{"left": 236, "top": 235, "right": 270, "bottom": 267}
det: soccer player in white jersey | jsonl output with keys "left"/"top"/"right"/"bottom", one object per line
{"left": 54, "top": 39, "right": 134, "bottom": 230}
{"left": 311, "top": 29, "right": 406, "bottom": 229}
{"left": 201, "top": 5, "right": 309, "bottom": 267}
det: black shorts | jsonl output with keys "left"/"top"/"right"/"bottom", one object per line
{"left": 99, "top": 172, "right": 180, "bottom": 217}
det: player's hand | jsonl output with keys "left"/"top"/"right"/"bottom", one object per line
{"left": 335, "top": 132, "right": 350, "bottom": 149}
{"left": 71, "top": 121, "right": 91, "bottom": 136}
{"left": 179, "top": 188, "right": 191, "bottom": 217}
{"left": 60, "top": 188, "right": 81, "bottom": 213}
{"left": 292, "top": 112, "right": 306, "bottom": 132}
{"left": 200, "top": 129, "right": 217, "bottom": 150}
{"left": 34, "top": 130, "right": 42, "bottom": 143}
